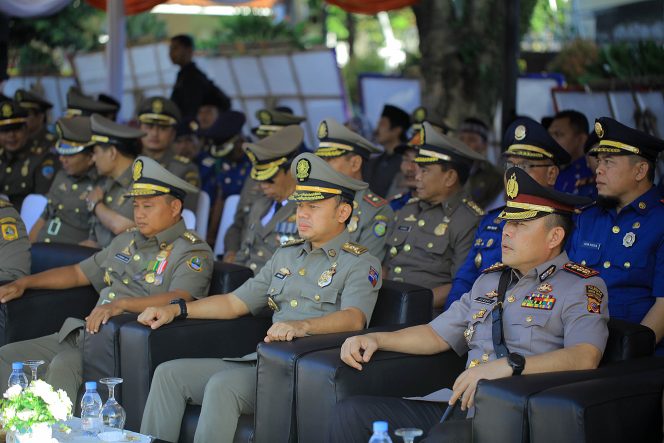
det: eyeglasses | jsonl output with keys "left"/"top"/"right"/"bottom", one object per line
{"left": 503, "top": 161, "right": 554, "bottom": 171}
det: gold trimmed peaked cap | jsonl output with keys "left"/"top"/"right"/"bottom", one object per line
{"left": 125, "top": 156, "right": 199, "bottom": 200}
{"left": 502, "top": 117, "right": 570, "bottom": 165}
{"left": 66, "top": 89, "right": 118, "bottom": 117}
{"left": 137, "top": 96, "right": 182, "bottom": 126}
{"left": 499, "top": 167, "right": 591, "bottom": 221}
{"left": 590, "top": 116, "right": 664, "bottom": 163}
{"left": 290, "top": 152, "right": 367, "bottom": 202}
{"left": 415, "top": 121, "right": 485, "bottom": 165}
{"left": 55, "top": 117, "right": 93, "bottom": 155}
{"left": 14, "top": 89, "right": 52, "bottom": 111}
{"left": 0, "top": 101, "right": 27, "bottom": 130}
{"left": 315, "top": 118, "right": 381, "bottom": 159}
{"left": 252, "top": 108, "right": 306, "bottom": 138}
{"left": 90, "top": 114, "right": 144, "bottom": 156}
{"left": 243, "top": 125, "right": 303, "bottom": 181}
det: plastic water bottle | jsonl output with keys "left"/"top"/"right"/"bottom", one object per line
{"left": 369, "top": 421, "right": 393, "bottom": 443}
{"left": 7, "top": 362, "right": 28, "bottom": 389}
{"left": 80, "top": 381, "right": 103, "bottom": 435}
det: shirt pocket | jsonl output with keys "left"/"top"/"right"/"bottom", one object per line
{"left": 266, "top": 276, "right": 289, "bottom": 301}
{"left": 509, "top": 310, "right": 552, "bottom": 354}
{"left": 298, "top": 284, "right": 341, "bottom": 316}
{"left": 411, "top": 231, "right": 450, "bottom": 256}
{"left": 386, "top": 224, "right": 412, "bottom": 247}
{"left": 574, "top": 244, "right": 602, "bottom": 270}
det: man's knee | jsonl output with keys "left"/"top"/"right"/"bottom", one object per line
{"left": 48, "top": 349, "right": 81, "bottom": 378}
{"left": 203, "top": 368, "right": 255, "bottom": 404}
{"left": 153, "top": 360, "right": 189, "bottom": 386}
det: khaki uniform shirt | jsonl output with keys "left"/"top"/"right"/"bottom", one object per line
{"left": 0, "top": 144, "right": 57, "bottom": 208}
{"left": 89, "top": 166, "right": 134, "bottom": 248}
{"left": 234, "top": 230, "right": 381, "bottom": 325}
{"left": 235, "top": 196, "right": 298, "bottom": 274}
{"left": 28, "top": 127, "right": 56, "bottom": 152}
{"left": 0, "top": 201, "right": 30, "bottom": 281}
{"left": 38, "top": 168, "right": 98, "bottom": 244}
{"left": 223, "top": 178, "right": 262, "bottom": 254}
{"left": 431, "top": 252, "right": 609, "bottom": 368}
{"left": 348, "top": 188, "right": 393, "bottom": 261}
{"left": 385, "top": 191, "right": 483, "bottom": 288}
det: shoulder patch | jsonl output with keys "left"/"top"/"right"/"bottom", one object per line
{"left": 406, "top": 197, "right": 420, "bottom": 205}
{"left": 281, "top": 238, "right": 305, "bottom": 247}
{"left": 363, "top": 193, "right": 388, "bottom": 208}
{"left": 481, "top": 262, "right": 507, "bottom": 274}
{"left": 174, "top": 155, "right": 191, "bottom": 164}
{"left": 342, "top": 241, "right": 368, "bottom": 256}
{"left": 125, "top": 226, "right": 139, "bottom": 232}
{"left": 563, "top": 262, "right": 599, "bottom": 278}
{"left": 463, "top": 198, "right": 485, "bottom": 216}
{"left": 182, "top": 231, "right": 202, "bottom": 244}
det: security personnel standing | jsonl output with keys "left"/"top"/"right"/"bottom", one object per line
{"left": 0, "top": 199, "right": 30, "bottom": 281}
{"left": 138, "top": 152, "right": 381, "bottom": 443}
{"left": 0, "top": 101, "right": 57, "bottom": 208}
{"left": 85, "top": 114, "right": 143, "bottom": 248}
{"left": 64, "top": 88, "right": 118, "bottom": 118}
{"left": 385, "top": 122, "right": 485, "bottom": 309}
{"left": 232, "top": 126, "right": 303, "bottom": 273}
{"left": 568, "top": 117, "right": 664, "bottom": 354}
{"left": 331, "top": 167, "right": 607, "bottom": 443}
{"left": 0, "top": 156, "right": 213, "bottom": 404}
{"left": 31, "top": 117, "right": 98, "bottom": 244}
{"left": 445, "top": 117, "right": 571, "bottom": 310}
{"left": 14, "top": 89, "right": 55, "bottom": 150}
{"left": 314, "top": 118, "right": 394, "bottom": 260}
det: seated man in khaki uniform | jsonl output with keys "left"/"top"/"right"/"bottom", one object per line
{"left": 0, "top": 156, "right": 213, "bottom": 403}
{"left": 30, "top": 117, "right": 98, "bottom": 244}
{"left": 139, "top": 152, "right": 382, "bottom": 443}
{"left": 385, "top": 122, "right": 485, "bottom": 309}
{"left": 314, "top": 118, "right": 394, "bottom": 260}
{"left": 330, "top": 167, "right": 609, "bottom": 443}
{"left": 0, "top": 199, "right": 30, "bottom": 281}
{"left": 84, "top": 114, "right": 143, "bottom": 248}
{"left": 14, "top": 89, "right": 55, "bottom": 150}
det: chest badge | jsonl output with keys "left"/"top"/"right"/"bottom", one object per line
{"left": 464, "top": 325, "right": 475, "bottom": 344}
{"left": 267, "top": 295, "right": 280, "bottom": 312}
{"left": 318, "top": 263, "right": 337, "bottom": 288}
{"left": 537, "top": 283, "right": 553, "bottom": 293}
{"left": 622, "top": 232, "right": 636, "bottom": 248}
{"left": 434, "top": 223, "right": 448, "bottom": 236}
{"left": 521, "top": 292, "right": 556, "bottom": 310}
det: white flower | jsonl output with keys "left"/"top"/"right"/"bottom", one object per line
{"left": 17, "top": 410, "right": 34, "bottom": 421}
{"left": 3, "top": 406, "right": 16, "bottom": 420}
{"left": 29, "top": 379, "right": 52, "bottom": 399}
{"left": 3, "top": 384, "right": 22, "bottom": 399}
{"left": 48, "top": 403, "right": 69, "bottom": 421}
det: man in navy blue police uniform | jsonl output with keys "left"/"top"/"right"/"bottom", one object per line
{"left": 445, "top": 117, "right": 571, "bottom": 310}
{"left": 568, "top": 117, "right": 664, "bottom": 354}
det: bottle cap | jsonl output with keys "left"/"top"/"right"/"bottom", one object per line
{"left": 373, "top": 421, "right": 388, "bottom": 433}
{"left": 11, "top": 362, "right": 23, "bottom": 370}
{"left": 85, "top": 381, "right": 97, "bottom": 390}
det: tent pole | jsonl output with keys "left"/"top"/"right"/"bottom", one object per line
{"left": 107, "top": 0, "right": 125, "bottom": 107}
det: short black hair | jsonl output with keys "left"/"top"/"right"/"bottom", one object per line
{"left": 440, "top": 162, "right": 471, "bottom": 185}
{"left": 335, "top": 195, "right": 354, "bottom": 225}
{"left": 544, "top": 213, "right": 574, "bottom": 248}
{"left": 629, "top": 155, "right": 656, "bottom": 183}
{"left": 171, "top": 35, "right": 194, "bottom": 50}
{"left": 553, "top": 110, "right": 589, "bottom": 135}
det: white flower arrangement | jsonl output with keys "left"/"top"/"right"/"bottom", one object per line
{"left": 1, "top": 380, "right": 72, "bottom": 433}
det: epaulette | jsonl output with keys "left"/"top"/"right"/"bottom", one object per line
{"left": 342, "top": 241, "right": 368, "bottom": 256}
{"left": 406, "top": 197, "right": 420, "bottom": 205}
{"left": 0, "top": 200, "right": 12, "bottom": 209}
{"left": 363, "top": 193, "right": 388, "bottom": 208}
{"left": 462, "top": 198, "right": 485, "bottom": 216}
{"left": 563, "top": 262, "right": 599, "bottom": 278}
{"left": 281, "top": 238, "right": 305, "bottom": 247}
{"left": 174, "top": 155, "right": 191, "bottom": 164}
{"left": 125, "top": 226, "right": 139, "bottom": 232}
{"left": 481, "top": 262, "right": 507, "bottom": 274}
{"left": 182, "top": 231, "right": 202, "bottom": 244}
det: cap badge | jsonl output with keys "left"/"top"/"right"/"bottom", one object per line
{"left": 295, "top": 158, "right": 311, "bottom": 182}
{"left": 258, "top": 110, "right": 272, "bottom": 125}
{"left": 506, "top": 173, "right": 519, "bottom": 199}
{"left": 317, "top": 121, "right": 328, "bottom": 139}
{"left": 133, "top": 159, "right": 143, "bottom": 181}
{"left": 594, "top": 121, "right": 604, "bottom": 138}
{"left": 189, "top": 120, "right": 199, "bottom": 132}
{"left": 413, "top": 106, "right": 427, "bottom": 123}
{"left": 1, "top": 104, "right": 12, "bottom": 118}
{"left": 514, "top": 125, "right": 526, "bottom": 141}
{"left": 152, "top": 99, "right": 163, "bottom": 114}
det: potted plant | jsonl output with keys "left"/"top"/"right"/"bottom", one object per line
{"left": 0, "top": 380, "right": 72, "bottom": 442}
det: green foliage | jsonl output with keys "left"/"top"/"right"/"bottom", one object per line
{"left": 0, "top": 381, "right": 72, "bottom": 433}
{"left": 127, "top": 13, "right": 168, "bottom": 45}
{"left": 200, "top": 14, "right": 303, "bottom": 50}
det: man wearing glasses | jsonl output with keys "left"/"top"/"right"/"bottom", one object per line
{"left": 444, "top": 117, "right": 571, "bottom": 310}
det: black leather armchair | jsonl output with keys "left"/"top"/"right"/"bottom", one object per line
{"left": 0, "top": 242, "right": 99, "bottom": 347}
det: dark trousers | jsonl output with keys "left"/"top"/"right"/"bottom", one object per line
{"left": 327, "top": 395, "right": 471, "bottom": 443}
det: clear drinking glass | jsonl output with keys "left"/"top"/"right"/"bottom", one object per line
{"left": 395, "top": 428, "right": 423, "bottom": 443}
{"left": 23, "top": 360, "right": 45, "bottom": 383}
{"left": 99, "top": 377, "right": 126, "bottom": 430}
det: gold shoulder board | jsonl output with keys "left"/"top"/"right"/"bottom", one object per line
{"left": 342, "top": 242, "right": 368, "bottom": 256}
{"left": 281, "top": 238, "right": 305, "bottom": 247}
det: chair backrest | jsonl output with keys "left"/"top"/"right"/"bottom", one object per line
{"left": 31, "top": 242, "right": 100, "bottom": 274}
{"left": 20, "top": 194, "right": 47, "bottom": 233}
{"left": 209, "top": 261, "right": 253, "bottom": 295}
{"left": 369, "top": 280, "right": 433, "bottom": 327}
{"left": 182, "top": 209, "right": 196, "bottom": 231}
{"left": 195, "top": 190, "right": 210, "bottom": 239}
{"left": 214, "top": 194, "right": 240, "bottom": 257}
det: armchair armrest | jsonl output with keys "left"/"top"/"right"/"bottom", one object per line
{"left": 602, "top": 318, "right": 655, "bottom": 363}
{"left": 120, "top": 316, "right": 272, "bottom": 431}
{"left": 369, "top": 280, "right": 432, "bottom": 327}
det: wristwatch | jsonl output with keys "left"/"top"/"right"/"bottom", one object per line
{"left": 507, "top": 352, "right": 525, "bottom": 376}
{"left": 169, "top": 298, "right": 188, "bottom": 320}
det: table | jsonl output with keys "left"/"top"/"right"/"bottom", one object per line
{"left": 51, "top": 418, "right": 152, "bottom": 442}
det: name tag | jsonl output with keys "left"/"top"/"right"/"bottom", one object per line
{"left": 485, "top": 225, "right": 499, "bottom": 231}
{"left": 274, "top": 273, "right": 287, "bottom": 280}
{"left": 473, "top": 296, "right": 495, "bottom": 305}
{"left": 398, "top": 226, "right": 412, "bottom": 232}
{"left": 581, "top": 241, "right": 601, "bottom": 250}
{"left": 114, "top": 253, "right": 130, "bottom": 263}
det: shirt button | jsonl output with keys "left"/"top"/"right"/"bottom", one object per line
{"left": 393, "top": 237, "right": 398, "bottom": 242}
{"left": 507, "top": 295, "right": 515, "bottom": 303}
{"left": 106, "top": 196, "right": 113, "bottom": 203}
{"left": 389, "top": 247, "right": 397, "bottom": 257}
{"left": 417, "top": 220, "right": 425, "bottom": 227}
{"left": 394, "top": 266, "right": 402, "bottom": 274}
{"left": 74, "top": 208, "right": 80, "bottom": 213}
{"left": 5, "top": 167, "right": 10, "bottom": 173}
{"left": 72, "top": 184, "right": 78, "bottom": 190}
{"left": 122, "top": 278, "right": 129, "bottom": 285}
{"left": 427, "top": 242, "right": 433, "bottom": 248}
{"left": 612, "top": 226, "right": 620, "bottom": 234}
{"left": 581, "top": 260, "right": 586, "bottom": 266}
{"left": 58, "top": 204, "right": 64, "bottom": 210}
{"left": 108, "top": 292, "right": 116, "bottom": 300}
{"left": 20, "top": 182, "right": 26, "bottom": 188}
{"left": 257, "top": 250, "right": 264, "bottom": 257}
{"left": 298, "top": 268, "right": 306, "bottom": 276}
{"left": 44, "top": 238, "right": 51, "bottom": 243}
{"left": 624, "top": 262, "right": 631, "bottom": 269}
{"left": 526, "top": 315, "right": 533, "bottom": 323}
{"left": 250, "top": 263, "right": 257, "bottom": 271}
{"left": 314, "top": 294, "right": 320, "bottom": 301}
{"left": 403, "top": 244, "right": 411, "bottom": 252}
{"left": 133, "top": 254, "right": 140, "bottom": 261}
{"left": 270, "top": 288, "right": 275, "bottom": 294}
{"left": 603, "top": 261, "right": 611, "bottom": 268}
{"left": 290, "top": 299, "right": 298, "bottom": 308}
{"left": 481, "top": 353, "right": 489, "bottom": 362}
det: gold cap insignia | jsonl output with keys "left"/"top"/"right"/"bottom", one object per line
{"left": 514, "top": 125, "right": 526, "bottom": 141}
{"left": 189, "top": 120, "right": 199, "bottom": 132}
{"left": 317, "top": 121, "right": 328, "bottom": 139}
{"left": 152, "top": 99, "right": 164, "bottom": 114}
{"left": 1, "top": 104, "right": 12, "bottom": 118}
{"left": 259, "top": 110, "right": 272, "bottom": 125}
{"left": 594, "top": 121, "right": 604, "bottom": 138}
{"left": 413, "top": 107, "right": 427, "bottom": 123}
{"left": 506, "top": 172, "right": 519, "bottom": 199}
{"left": 133, "top": 159, "right": 143, "bottom": 181}
{"left": 245, "top": 148, "right": 257, "bottom": 165}
{"left": 296, "top": 158, "right": 311, "bottom": 182}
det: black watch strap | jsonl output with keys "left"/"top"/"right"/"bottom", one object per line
{"left": 508, "top": 352, "right": 525, "bottom": 376}
{"left": 170, "top": 298, "right": 188, "bottom": 320}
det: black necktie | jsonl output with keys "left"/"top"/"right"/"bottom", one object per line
{"left": 491, "top": 270, "right": 512, "bottom": 359}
